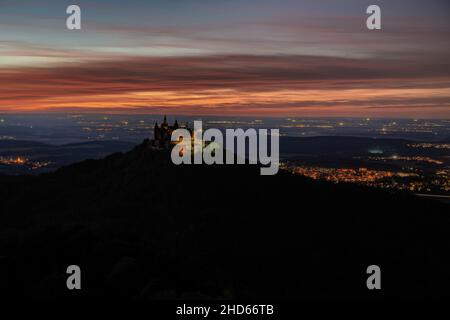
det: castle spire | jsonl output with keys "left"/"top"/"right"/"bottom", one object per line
{"left": 163, "top": 115, "right": 167, "bottom": 124}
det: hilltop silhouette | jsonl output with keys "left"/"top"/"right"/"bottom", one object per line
{"left": 0, "top": 140, "right": 449, "bottom": 299}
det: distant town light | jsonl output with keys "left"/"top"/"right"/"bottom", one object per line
{"left": 368, "top": 149, "right": 383, "bottom": 154}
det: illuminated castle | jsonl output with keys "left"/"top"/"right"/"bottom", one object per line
{"left": 151, "top": 115, "right": 192, "bottom": 149}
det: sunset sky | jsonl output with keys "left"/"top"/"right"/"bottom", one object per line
{"left": 1, "top": 0, "right": 449, "bottom": 117}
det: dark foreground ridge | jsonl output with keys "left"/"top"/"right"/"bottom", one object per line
{"left": 0, "top": 141, "right": 449, "bottom": 299}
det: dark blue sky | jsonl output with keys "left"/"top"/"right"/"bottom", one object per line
{"left": 0, "top": 0, "right": 449, "bottom": 117}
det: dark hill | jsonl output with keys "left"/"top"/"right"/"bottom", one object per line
{"left": 0, "top": 140, "right": 449, "bottom": 300}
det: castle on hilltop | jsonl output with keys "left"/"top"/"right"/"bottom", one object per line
{"left": 151, "top": 115, "right": 192, "bottom": 149}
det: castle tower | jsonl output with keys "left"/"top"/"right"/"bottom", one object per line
{"left": 162, "top": 115, "right": 168, "bottom": 128}
{"left": 154, "top": 121, "right": 160, "bottom": 140}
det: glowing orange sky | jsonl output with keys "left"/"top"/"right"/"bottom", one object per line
{"left": 5, "top": 86, "right": 450, "bottom": 118}
{"left": 1, "top": 55, "right": 449, "bottom": 118}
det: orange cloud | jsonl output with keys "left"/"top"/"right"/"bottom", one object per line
{"left": 1, "top": 55, "right": 449, "bottom": 117}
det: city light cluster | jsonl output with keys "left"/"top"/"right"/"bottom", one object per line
{"left": 0, "top": 156, "right": 51, "bottom": 170}
{"left": 287, "top": 165, "right": 450, "bottom": 194}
